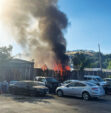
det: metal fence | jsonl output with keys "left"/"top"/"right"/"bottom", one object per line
{"left": 34, "top": 68, "right": 111, "bottom": 81}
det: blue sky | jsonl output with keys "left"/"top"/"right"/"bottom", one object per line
{"left": 58, "top": 0, "right": 111, "bottom": 53}
{"left": 0, "top": 0, "right": 111, "bottom": 55}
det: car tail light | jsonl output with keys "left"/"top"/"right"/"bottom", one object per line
{"left": 92, "top": 88, "right": 99, "bottom": 91}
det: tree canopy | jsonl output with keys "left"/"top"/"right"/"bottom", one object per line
{"left": 0, "top": 46, "right": 12, "bottom": 65}
{"left": 72, "top": 53, "right": 91, "bottom": 71}
{"left": 70, "top": 50, "right": 111, "bottom": 69}
{"left": 107, "top": 61, "right": 111, "bottom": 69}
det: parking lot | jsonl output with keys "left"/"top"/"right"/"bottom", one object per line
{"left": 0, "top": 94, "right": 111, "bottom": 113}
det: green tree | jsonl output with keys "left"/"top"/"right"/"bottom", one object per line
{"left": 0, "top": 45, "right": 12, "bottom": 65}
{"left": 72, "top": 53, "right": 91, "bottom": 71}
{"left": 107, "top": 61, "right": 111, "bottom": 69}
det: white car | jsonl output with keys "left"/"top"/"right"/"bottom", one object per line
{"left": 104, "top": 78, "right": 111, "bottom": 83}
{"left": 84, "top": 75, "right": 107, "bottom": 86}
{"left": 56, "top": 81, "right": 105, "bottom": 100}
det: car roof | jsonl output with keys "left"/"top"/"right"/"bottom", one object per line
{"left": 18, "top": 80, "right": 36, "bottom": 83}
{"left": 71, "top": 80, "right": 96, "bottom": 84}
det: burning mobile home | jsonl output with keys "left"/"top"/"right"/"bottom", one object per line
{"left": 34, "top": 63, "right": 71, "bottom": 81}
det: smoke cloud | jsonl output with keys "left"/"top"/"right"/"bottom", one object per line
{"left": 0, "top": 0, "right": 69, "bottom": 68}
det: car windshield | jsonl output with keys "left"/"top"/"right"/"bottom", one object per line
{"left": 10, "top": 81, "right": 18, "bottom": 84}
{"left": 46, "top": 78, "right": 58, "bottom": 82}
{"left": 96, "top": 78, "right": 104, "bottom": 82}
{"left": 63, "top": 80, "right": 70, "bottom": 84}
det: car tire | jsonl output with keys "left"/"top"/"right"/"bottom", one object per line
{"left": 57, "top": 90, "right": 63, "bottom": 97}
{"left": 82, "top": 92, "right": 90, "bottom": 100}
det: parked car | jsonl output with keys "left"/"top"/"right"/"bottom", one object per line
{"left": 34, "top": 77, "right": 59, "bottom": 93}
{"left": 56, "top": 81, "right": 105, "bottom": 100}
{"left": 60, "top": 80, "right": 78, "bottom": 86}
{"left": 0, "top": 82, "right": 2, "bottom": 94}
{"left": 84, "top": 75, "right": 107, "bottom": 86}
{"left": 104, "top": 78, "right": 111, "bottom": 83}
{"left": 104, "top": 83, "right": 111, "bottom": 94}
{"left": 103, "top": 78, "right": 111, "bottom": 94}
{"left": 9, "top": 80, "right": 49, "bottom": 96}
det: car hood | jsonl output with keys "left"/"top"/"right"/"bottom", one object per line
{"left": 57, "top": 86, "right": 65, "bottom": 89}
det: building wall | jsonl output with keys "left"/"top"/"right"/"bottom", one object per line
{"left": 0, "top": 59, "right": 34, "bottom": 82}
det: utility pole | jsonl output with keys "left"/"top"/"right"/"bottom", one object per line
{"left": 98, "top": 43, "right": 102, "bottom": 72}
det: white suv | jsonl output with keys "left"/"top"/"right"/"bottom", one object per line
{"left": 84, "top": 75, "right": 107, "bottom": 86}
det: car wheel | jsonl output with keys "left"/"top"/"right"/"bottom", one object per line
{"left": 82, "top": 92, "right": 90, "bottom": 100}
{"left": 57, "top": 90, "right": 63, "bottom": 97}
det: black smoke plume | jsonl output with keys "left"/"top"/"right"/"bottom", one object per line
{"left": 1, "top": 0, "right": 69, "bottom": 68}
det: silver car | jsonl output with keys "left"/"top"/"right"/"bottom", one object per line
{"left": 56, "top": 81, "right": 105, "bottom": 100}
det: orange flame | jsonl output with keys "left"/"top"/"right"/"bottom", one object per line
{"left": 53, "top": 63, "right": 71, "bottom": 76}
{"left": 41, "top": 64, "right": 48, "bottom": 71}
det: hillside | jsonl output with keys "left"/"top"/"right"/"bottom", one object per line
{"left": 66, "top": 50, "right": 111, "bottom": 69}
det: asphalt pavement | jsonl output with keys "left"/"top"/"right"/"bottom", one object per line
{"left": 55, "top": 95, "right": 111, "bottom": 113}
{"left": 0, "top": 94, "right": 111, "bottom": 113}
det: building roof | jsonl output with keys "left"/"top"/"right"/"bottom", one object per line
{"left": 9, "top": 59, "right": 34, "bottom": 64}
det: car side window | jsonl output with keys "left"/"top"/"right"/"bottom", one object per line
{"left": 67, "top": 83, "right": 75, "bottom": 87}
{"left": 38, "top": 78, "right": 43, "bottom": 82}
{"left": 84, "top": 77, "right": 87, "bottom": 80}
{"left": 84, "top": 77, "right": 92, "bottom": 80}
{"left": 88, "top": 78, "right": 92, "bottom": 80}
{"left": 16, "top": 82, "right": 26, "bottom": 87}
{"left": 74, "top": 82, "right": 86, "bottom": 87}
{"left": 64, "top": 80, "right": 70, "bottom": 84}
{"left": 41, "top": 78, "right": 46, "bottom": 82}
{"left": 93, "top": 78, "right": 98, "bottom": 81}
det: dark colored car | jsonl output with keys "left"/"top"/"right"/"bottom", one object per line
{"left": 104, "top": 78, "right": 111, "bottom": 83}
{"left": 0, "top": 82, "right": 2, "bottom": 94}
{"left": 34, "top": 77, "right": 59, "bottom": 93}
{"left": 103, "top": 78, "right": 111, "bottom": 94}
{"left": 104, "top": 83, "right": 111, "bottom": 94}
{"left": 9, "top": 80, "right": 49, "bottom": 96}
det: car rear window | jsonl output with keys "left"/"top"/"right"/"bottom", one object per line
{"left": 46, "top": 78, "right": 58, "bottom": 82}
{"left": 86, "top": 82, "right": 96, "bottom": 86}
